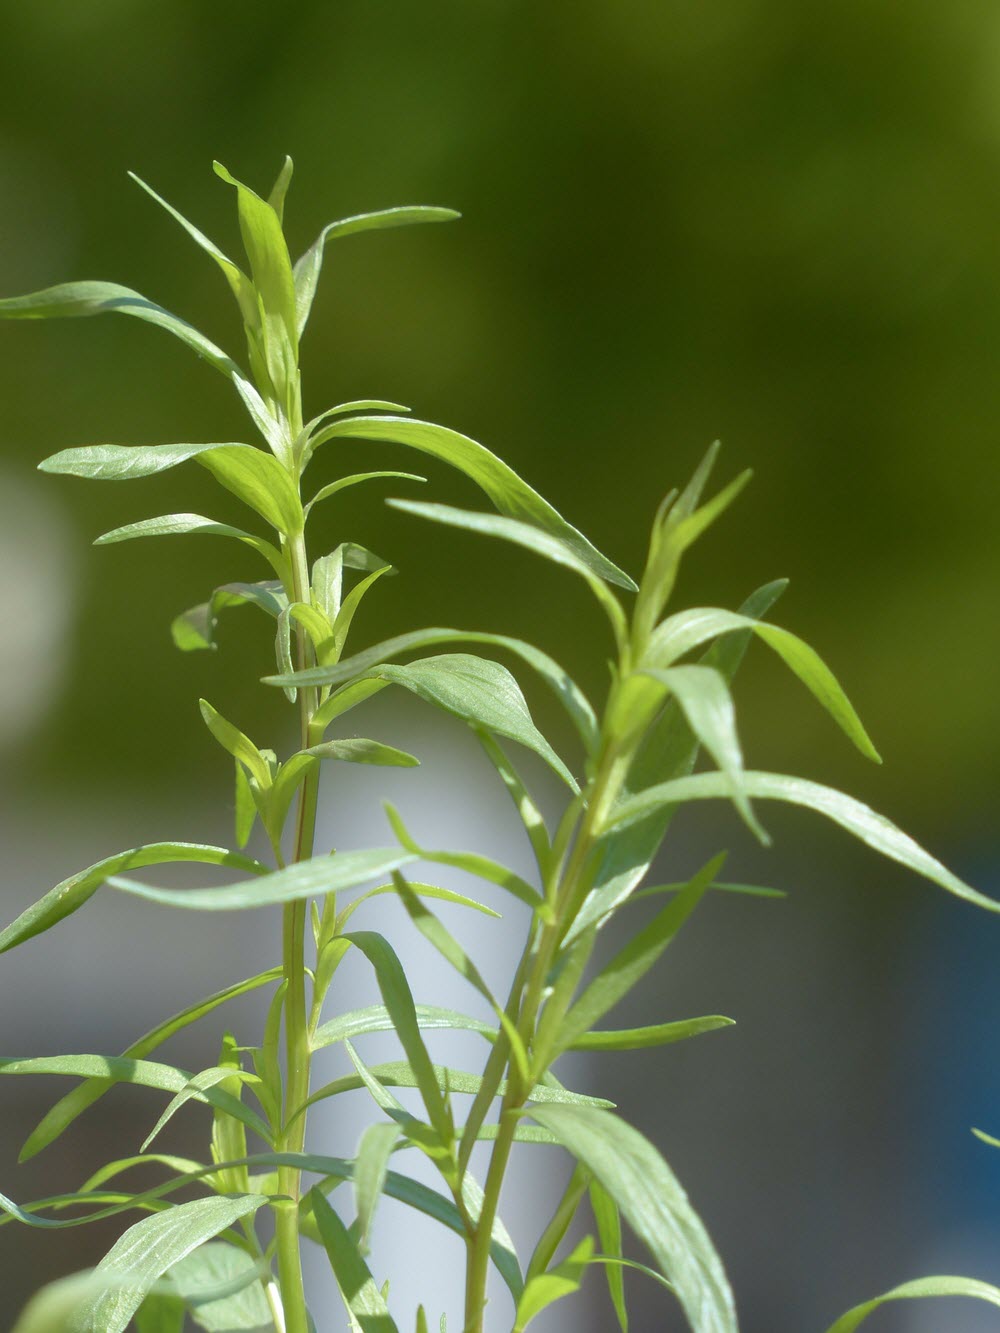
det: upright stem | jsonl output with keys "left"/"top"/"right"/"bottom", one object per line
{"left": 462, "top": 734, "right": 622, "bottom": 1333}
{"left": 275, "top": 529, "right": 319, "bottom": 1333}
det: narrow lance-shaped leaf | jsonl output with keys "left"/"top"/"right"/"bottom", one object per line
{"left": 824, "top": 1277, "right": 1000, "bottom": 1333}
{"left": 106, "top": 847, "right": 418, "bottom": 912}
{"left": 304, "top": 415, "right": 635, "bottom": 590}
{"left": 128, "top": 171, "right": 256, "bottom": 323}
{"left": 555, "top": 855, "right": 721, "bottom": 1055}
{"left": 172, "top": 580, "right": 287, "bottom": 654}
{"left": 514, "top": 1236, "right": 594, "bottom": 1332}
{"left": 529, "top": 1105, "right": 736, "bottom": 1333}
{"left": 277, "top": 627, "right": 599, "bottom": 758}
{"left": 590, "top": 1180, "right": 628, "bottom": 1332}
{"left": 570, "top": 579, "right": 787, "bottom": 938}
{"left": 339, "top": 654, "right": 579, "bottom": 792}
{"left": 647, "top": 607, "right": 880, "bottom": 763}
{"left": 21, "top": 967, "right": 282, "bottom": 1163}
{"left": 342, "top": 931, "right": 452, "bottom": 1148}
{"left": 389, "top": 499, "right": 627, "bottom": 644}
{"left": 38, "top": 441, "right": 251, "bottom": 482}
{"left": 354, "top": 1122, "right": 404, "bottom": 1252}
{"left": 93, "top": 513, "right": 287, "bottom": 581}
{"left": 309, "top": 1189, "right": 400, "bottom": 1333}
{"left": 0, "top": 1055, "right": 270, "bottom": 1145}
{"left": 294, "top": 207, "right": 460, "bottom": 337}
{"left": 305, "top": 470, "right": 426, "bottom": 518}
{"left": 68, "top": 1193, "right": 269, "bottom": 1333}
{"left": 610, "top": 771, "right": 999, "bottom": 913}
{"left": 0, "top": 843, "right": 265, "bottom": 956}
{"left": 195, "top": 445, "right": 304, "bottom": 535}
{"left": 638, "top": 664, "right": 766, "bottom": 843}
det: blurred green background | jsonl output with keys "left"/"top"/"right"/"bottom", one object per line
{"left": 1, "top": 2, "right": 999, "bottom": 1330}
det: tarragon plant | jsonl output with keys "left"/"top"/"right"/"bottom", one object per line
{"left": 2, "top": 160, "right": 999, "bottom": 1333}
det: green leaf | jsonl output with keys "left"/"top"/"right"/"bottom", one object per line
{"left": 195, "top": 445, "right": 303, "bottom": 534}
{"left": 93, "top": 512, "right": 286, "bottom": 578}
{"left": 234, "top": 761, "right": 256, "bottom": 847}
{"left": 309, "top": 1189, "right": 400, "bottom": 1333}
{"left": 0, "top": 279, "right": 242, "bottom": 379}
{"left": 611, "top": 771, "right": 999, "bottom": 913}
{"left": 476, "top": 732, "right": 551, "bottom": 875}
{"left": 107, "top": 847, "right": 417, "bottom": 912}
{"left": 169, "top": 1241, "right": 272, "bottom": 1331}
{"left": 639, "top": 665, "right": 766, "bottom": 842}
{"left": 354, "top": 1122, "right": 403, "bottom": 1251}
{"left": 0, "top": 842, "right": 265, "bottom": 956}
{"left": 389, "top": 499, "right": 627, "bottom": 641}
{"left": 590, "top": 1181, "right": 628, "bottom": 1332}
{"left": 303, "top": 1060, "right": 613, "bottom": 1111}
{"left": 572, "top": 1016, "right": 734, "bottom": 1051}
{"left": 278, "top": 627, "right": 598, "bottom": 757}
{"left": 172, "top": 580, "right": 287, "bottom": 653}
{"left": 267, "top": 156, "right": 294, "bottom": 222}
{"left": 529, "top": 1105, "right": 735, "bottom": 1333}
{"left": 293, "top": 207, "right": 459, "bottom": 337}
{"left": 309, "top": 738, "right": 419, "bottom": 768}
{"left": 305, "top": 470, "right": 425, "bottom": 518}
{"left": 0, "top": 1055, "right": 270, "bottom": 1145}
{"left": 342, "top": 931, "right": 452, "bottom": 1147}
{"left": 214, "top": 162, "right": 298, "bottom": 378}
{"left": 330, "top": 565, "right": 394, "bottom": 659}
{"left": 647, "top": 608, "right": 880, "bottom": 763}
{"left": 311, "top": 543, "right": 394, "bottom": 623}
{"left": 570, "top": 579, "right": 787, "bottom": 939}
{"left": 514, "top": 1235, "right": 594, "bottom": 1331}
{"left": 824, "top": 1276, "right": 1000, "bottom": 1333}
{"left": 135, "top": 1291, "right": 187, "bottom": 1332}
{"left": 391, "top": 873, "right": 531, "bottom": 1085}
{"left": 360, "top": 654, "right": 578, "bottom": 792}
{"left": 128, "top": 172, "right": 256, "bottom": 323}
{"left": 384, "top": 802, "right": 542, "bottom": 910}
{"left": 199, "top": 699, "right": 270, "bottom": 788}
{"left": 12, "top": 1272, "right": 137, "bottom": 1333}
{"left": 305, "top": 415, "right": 635, "bottom": 590}
{"left": 141, "top": 1066, "right": 260, "bottom": 1153}
{"left": 38, "top": 441, "right": 249, "bottom": 481}
{"left": 556, "top": 856, "right": 721, "bottom": 1055}
{"left": 68, "top": 1194, "right": 268, "bottom": 1333}
{"left": 20, "top": 967, "right": 281, "bottom": 1163}
{"left": 337, "top": 882, "right": 499, "bottom": 931}
{"left": 312, "top": 1003, "right": 497, "bottom": 1053}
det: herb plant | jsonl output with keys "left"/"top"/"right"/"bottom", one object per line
{"left": 2, "top": 159, "right": 998, "bottom": 1333}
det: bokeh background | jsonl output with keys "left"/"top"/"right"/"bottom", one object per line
{"left": 1, "top": 2, "right": 999, "bottom": 1329}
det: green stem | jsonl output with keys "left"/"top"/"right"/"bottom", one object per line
{"left": 461, "top": 730, "right": 627, "bottom": 1333}
{"left": 275, "top": 528, "right": 319, "bottom": 1333}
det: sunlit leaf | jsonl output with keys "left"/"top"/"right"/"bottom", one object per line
{"left": 169, "top": 1241, "right": 272, "bottom": 1331}
{"left": 69, "top": 1194, "right": 268, "bottom": 1333}
{"left": 22, "top": 968, "right": 280, "bottom": 1163}
{"left": 529, "top": 1105, "right": 736, "bottom": 1333}
{"left": 0, "top": 842, "right": 265, "bottom": 957}
{"left": 305, "top": 470, "right": 425, "bottom": 518}
{"left": 555, "top": 856, "right": 721, "bottom": 1055}
{"left": 824, "top": 1276, "right": 1000, "bottom": 1333}
{"left": 305, "top": 415, "right": 635, "bottom": 589}
{"left": 611, "top": 771, "right": 997, "bottom": 912}
{"left": 354, "top": 1122, "right": 403, "bottom": 1251}
{"left": 514, "top": 1235, "right": 594, "bottom": 1332}
{"left": 590, "top": 1180, "right": 628, "bottom": 1332}
{"left": 572, "top": 1016, "right": 734, "bottom": 1051}
{"left": 195, "top": 445, "right": 303, "bottom": 534}
{"left": 93, "top": 513, "right": 287, "bottom": 579}
{"left": 108, "top": 847, "right": 416, "bottom": 912}
{"left": 0, "top": 1055, "right": 270, "bottom": 1145}
{"left": 647, "top": 608, "right": 880, "bottom": 763}
{"left": 274, "top": 627, "right": 598, "bottom": 757}
{"left": 294, "top": 207, "right": 459, "bottom": 336}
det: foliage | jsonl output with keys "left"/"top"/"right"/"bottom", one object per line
{"left": 1, "top": 160, "right": 997, "bottom": 1332}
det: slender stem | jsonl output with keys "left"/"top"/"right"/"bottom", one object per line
{"left": 462, "top": 729, "right": 627, "bottom": 1333}
{"left": 274, "top": 528, "right": 319, "bottom": 1333}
